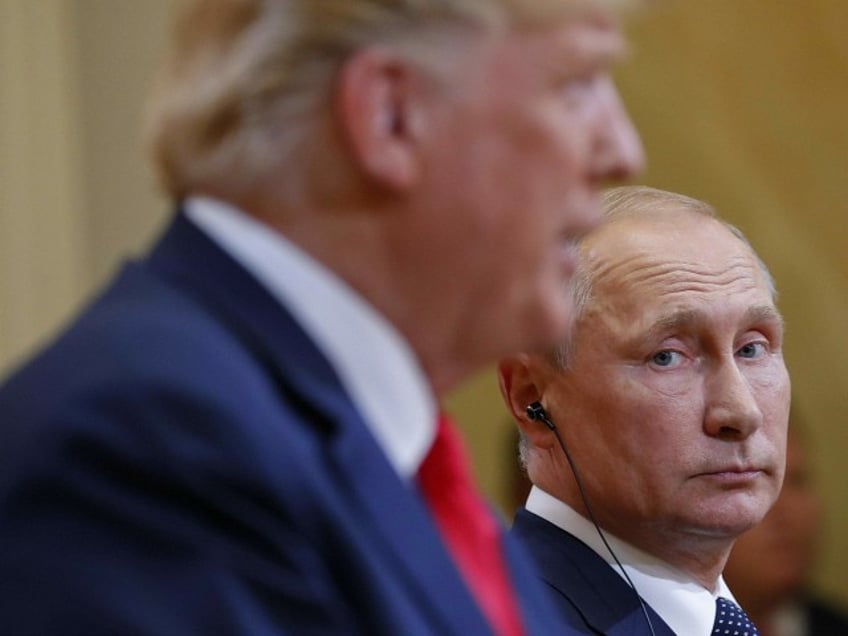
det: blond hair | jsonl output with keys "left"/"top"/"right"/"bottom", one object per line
{"left": 145, "top": 0, "right": 636, "bottom": 202}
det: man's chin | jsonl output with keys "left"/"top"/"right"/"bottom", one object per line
{"left": 690, "top": 510, "right": 770, "bottom": 540}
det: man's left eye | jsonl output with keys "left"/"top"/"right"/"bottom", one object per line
{"left": 737, "top": 342, "right": 766, "bottom": 359}
{"left": 651, "top": 350, "right": 681, "bottom": 367}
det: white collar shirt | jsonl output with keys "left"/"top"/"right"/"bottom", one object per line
{"left": 526, "top": 486, "right": 737, "bottom": 636}
{"left": 184, "top": 196, "right": 436, "bottom": 479}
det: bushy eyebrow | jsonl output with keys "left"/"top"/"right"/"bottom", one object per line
{"left": 638, "top": 304, "right": 784, "bottom": 345}
{"left": 744, "top": 304, "right": 785, "bottom": 332}
{"left": 641, "top": 309, "right": 701, "bottom": 344}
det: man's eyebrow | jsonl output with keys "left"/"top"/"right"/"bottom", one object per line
{"left": 560, "top": 40, "right": 629, "bottom": 71}
{"left": 630, "top": 304, "right": 785, "bottom": 347}
{"left": 640, "top": 309, "right": 702, "bottom": 343}
{"left": 744, "top": 305, "right": 785, "bottom": 330}
{"left": 550, "top": 27, "right": 629, "bottom": 71}
{"left": 613, "top": 309, "right": 701, "bottom": 351}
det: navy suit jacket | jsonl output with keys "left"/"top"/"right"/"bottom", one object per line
{"left": 0, "top": 213, "right": 569, "bottom": 635}
{"left": 511, "top": 509, "right": 676, "bottom": 636}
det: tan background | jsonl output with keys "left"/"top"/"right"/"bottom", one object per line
{"left": 2, "top": 0, "right": 846, "bottom": 606}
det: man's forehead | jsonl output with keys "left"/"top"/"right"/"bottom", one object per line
{"left": 579, "top": 216, "right": 778, "bottom": 321}
{"left": 582, "top": 212, "right": 735, "bottom": 272}
{"left": 586, "top": 253, "right": 776, "bottom": 315}
{"left": 536, "top": 12, "right": 627, "bottom": 66}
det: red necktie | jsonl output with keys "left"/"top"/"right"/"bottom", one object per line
{"left": 417, "top": 414, "right": 525, "bottom": 636}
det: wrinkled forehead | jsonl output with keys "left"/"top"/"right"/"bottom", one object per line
{"left": 582, "top": 213, "right": 775, "bottom": 312}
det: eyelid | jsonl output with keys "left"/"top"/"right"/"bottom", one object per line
{"left": 747, "top": 317, "right": 783, "bottom": 343}
{"left": 648, "top": 348, "right": 686, "bottom": 369}
{"left": 736, "top": 341, "right": 769, "bottom": 359}
{"left": 739, "top": 328, "right": 778, "bottom": 352}
{"left": 564, "top": 72, "right": 601, "bottom": 90}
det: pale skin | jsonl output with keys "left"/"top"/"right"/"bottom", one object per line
{"left": 202, "top": 10, "right": 643, "bottom": 397}
{"left": 500, "top": 211, "right": 791, "bottom": 590}
{"left": 723, "top": 430, "right": 821, "bottom": 624}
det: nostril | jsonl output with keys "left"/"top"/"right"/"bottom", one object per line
{"left": 718, "top": 426, "right": 743, "bottom": 439}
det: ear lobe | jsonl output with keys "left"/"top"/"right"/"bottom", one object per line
{"left": 334, "top": 48, "right": 421, "bottom": 191}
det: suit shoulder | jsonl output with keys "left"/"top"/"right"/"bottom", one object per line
{"left": 0, "top": 262, "right": 331, "bottom": 504}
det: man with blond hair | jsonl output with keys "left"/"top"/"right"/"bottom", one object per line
{"left": 0, "top": 0, "right": 642, "bottom": 633}
{"left": 500, "top": 186, "right": 790, "bottom": 634}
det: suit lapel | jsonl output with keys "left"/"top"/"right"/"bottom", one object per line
{"left": 501, "top": 530, "right": 584, "bottom": 635}
{"left": 329, "top": 409, "right": 493, "bottom": 633}
{"left": 144, "top": 212, "right": 491, "bottom": 634}
{"left": 512, "top": 509, "right": 675, "bottom": 635}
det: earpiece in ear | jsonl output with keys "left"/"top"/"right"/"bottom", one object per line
{"left": 525, "top": 402, "right": 556, "bottom": 431}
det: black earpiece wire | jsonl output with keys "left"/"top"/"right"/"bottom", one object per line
{"left": 526, "top": 403, "right": 657, "bottom": 636}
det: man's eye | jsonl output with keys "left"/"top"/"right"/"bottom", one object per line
{"left": 737, "top": 342, "right": 766, "bottom": 359}
{"left": 564, "top": 77, "right": 594, "bottom": 93}
{"left": 561, "top": 75, "right": 599, "bottom": 104}
{"left": 650, "top": 350, "right": 681, "bottom": 367}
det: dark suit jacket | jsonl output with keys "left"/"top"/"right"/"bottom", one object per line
{"left": 0, "top": 213, "right": 569, "bottom": 635}
{"left": 512, "top": 508, "right": 676, "bottom": 635}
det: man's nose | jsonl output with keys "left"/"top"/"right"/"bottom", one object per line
{"left": 592, "top": 80, "right": 645, "bottom": 183}
{"left": 703, "top": 360, "right": 763, "bottom": 439}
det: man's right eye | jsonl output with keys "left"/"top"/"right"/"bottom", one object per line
{"left": 650, "top": 350, "right": 681, "bottom": 368}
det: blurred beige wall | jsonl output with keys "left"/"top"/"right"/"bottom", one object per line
{"left": 2, "top": 0, "right": 846, "bottom": 607}
{"left": 1, "top": 1, "right": 86, "bottom": 368}
{"left": 0, "top": 0, "right": 171, "bottom": 371}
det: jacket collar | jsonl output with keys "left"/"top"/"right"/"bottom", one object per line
{"left": 145, "top": 211, "right": 495, "bottom": 634}
{"left": 512, "top": 508, "right": 676, "bottom": 635}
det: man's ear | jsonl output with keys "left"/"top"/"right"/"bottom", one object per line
{"left": 497, "top": 356, "right": 557, "bottom": 450}
{"left": 334, "top": 47, "right": 424, "bottom": 191}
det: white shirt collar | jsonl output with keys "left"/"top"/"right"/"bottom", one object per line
{"left": 184, "top": 196, "right": 436, "bottom": 479}
{"left": 526, "top": 486, "right": 737, "bottom": 636}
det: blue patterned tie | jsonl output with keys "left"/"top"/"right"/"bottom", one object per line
{"left": 712, "top": 597, "right": 759, "bottom": 636}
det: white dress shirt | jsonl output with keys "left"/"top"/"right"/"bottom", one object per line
{"left": 184, "top": 196, "right": 436, "bottom": 479}
{"left": 526, "top": 486, "right": 738, "bottom": 636}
